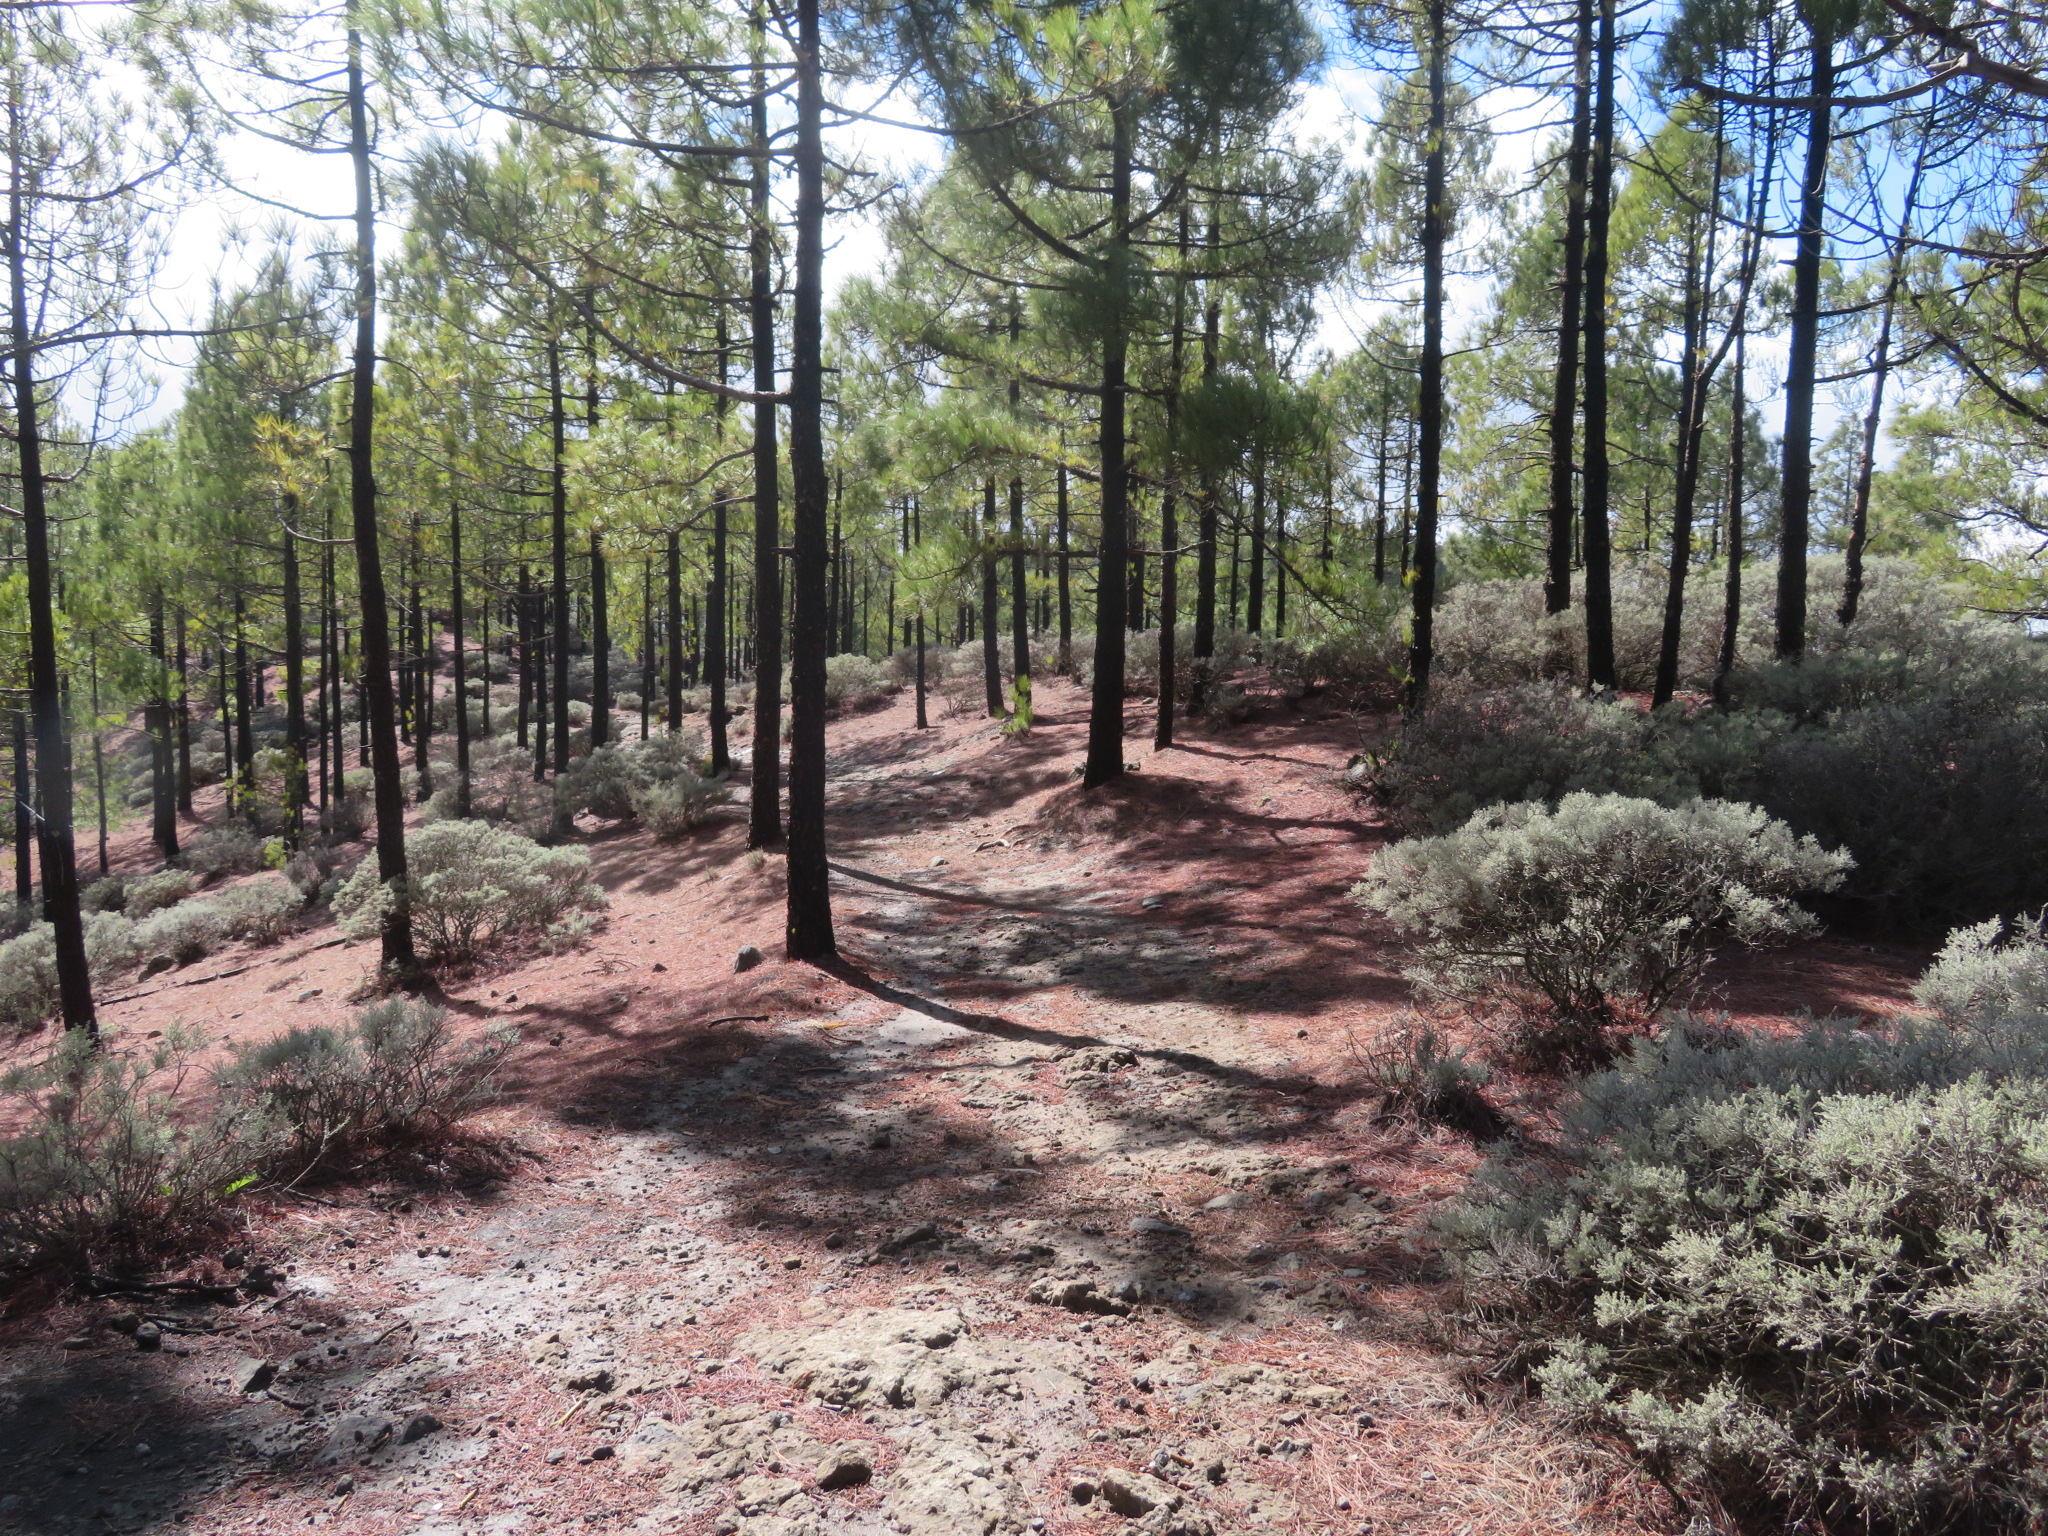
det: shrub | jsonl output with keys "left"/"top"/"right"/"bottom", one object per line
{"left": 216, "top": 1000, "right": 511, "bottom": 1166}
{"left": 1371, "top": 684, "right": 1681, "bottom": 834}
{"left": 824, "top": 653, "right": 892, "bottom": 709}
{"left": 322, "top": 787, "right": 368, "bottom": 843}
{"left": 633, "top": 726, "right": 708, "bottom": 781}
{"left": 180, "top": 822, "right": 266, "bottom": 879}
{"left": 1355, "top": 1019, "right": 1505, "bottom": 1138}
{"left": 1354, "top": 794, "right": 1850, "bottom": 1051}
{"left": 560, "top": 745, "right": 642, "bottom": 820}
{"left": 81, "top": 876, "right": 128, "bottom": 914}
{"left": 212, "top": 878, "right": 302, "bottom": 946}
{"left": 126, "top": 868, "right": 197, "bottom": 918}
{"left": 1442, "top": 1013, "right": 2048, "bottom": 1533}
{"left": 0, "top": 926, "right": 59, "bottom": 1028}
{"left": 331, "top": 818, "right": 607, "bottom": 963}
{"left": 0, "top": 1029, "right": 256, "bottom": 1277}
{"left": 134, "top": 899, "right": 232, "bottom": 968}
{"left": 1915, "top": 910, "right": 2048, "bottom": 1028}
{"left": 630, "top": 773, "right": 731, "bottom": 839}
{"left": 0, "top": 915, "right": 149, "bottom": 1027}
{"left": 1749, "top": 696, "right": 2048, "bottom": 927}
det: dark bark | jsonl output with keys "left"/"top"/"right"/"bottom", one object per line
{"left": 345, "top": 16, "right": 415, "bottom": 974}
{"left": 590, "top": 532, "right": 610, "bottom": 748}
{"left": 1155, "top": 205, "right": 1189, "bottom": 751}
{"left": 1545, "top": 0, "right": 1594, "bottom": 614}
{"left": 451, "top": 505, "right": 471, "bottom": 819}
{"left": 1082, "top": 99, "right": 1133, "bottom": 788}
{"left": 10, "top": 713, "right": 28, "bottom": 909}
{"left": 1055, "top": 465, "right": 1072, "bottom": 673}
{"left": 175, "top": 613, "right": 192, "bottom": 812}
{"left": 1191, "top": 215, "right": 1222, "bottom": 714}
{"left": 1653, "top": 126, "right": 1724, "bottom": 708}
{"left": 1406, "top": 0, "right": 1449, "bottom": 716}
{"left": 1247, "top": 453, "right": 1265, "bottom": 635}
{"left": 547, "top": 335, "right": 571, "bottom": 776}
{"left": 749, "top": 15, "right": 785, "bottom": 848}
{"left": 666, "top": 530, "right": 685, "bottom": 733}
{"left": 282, "top": 502, "right": 309, "bottom": 843}
{"left": 148, "top": 594, "right": 178, "bottom": 861}
{"left": 1777, "top": 13, "right": 1836, "bottom": 660}
{"left": 1715, "top": 326, "right": 1747, "bottom": 707}
{"left": 710, "top": 489, "right": 730, "bottom": 772}
{"left": 982, "top": 478, "right": 1004, "bottom": 715}
{"left": 784, "top": 0, "right": 834, "bottom": 959}
{"left": 1580, "top": 0, "right": 1619, "bottom": 689}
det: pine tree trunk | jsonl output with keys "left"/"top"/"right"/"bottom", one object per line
{"left": 451, "top": 505, "right": 471, "bottom": 818}
{"left": 590, "top": 532, "right": 610, "bottom": 748}
{"left": 11, "top": 713, "right": 30, "bottom": 910}
{"left": 1082, "top": 98, "right": 1133, "bottom": 787}
{"left": 1406, "top": 0, "right": 1449, "bottom": 715}
{"left": 345, "top": 15, "right": 415, "bottom": 974}
{"left": 666, "top": 531, "right": 685, "bottom": 733}
{"left": 1056, "top": 466, "right": 1072, "bottom": 673}
{"left": 282, "top": 502, "right": 310, "bottom": 843}
{"left": 548, "top": 335, "right": 571, "bottom": 777}
{"left": 1545, "top": 0, "right": 1593, "bottom": 613}
{"left": 1579, "top": 0, "right": 1619, "bottom": 689}
{"left": 149, "top": 593, "right": 179, "bottom": 861}
{"left": 749, "top": 14, "right": 785, "bottom": 849}
{"left": 982, "top": 478, "right": 1004, "bottom": 715}
{"left": 1777, "top": 14, "right": 1835, "bottom": 660}
{"left": 1715, "top": 326, "right": 1747, "bottom": 706}
{"left": 784, "top": 0, "right": 834, "bottom": 958}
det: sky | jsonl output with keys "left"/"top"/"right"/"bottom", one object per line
{"left": 130, "top": 8, "right": 1824, "bottom": 453}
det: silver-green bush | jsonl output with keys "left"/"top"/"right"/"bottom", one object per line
{"left": 1354, "top": 794, "right": 1849, "bottom": 1049}
{"left": 332, "top": 818, "right": 606, "bottom": 963}
{"left": 216, "top": 1000, "right": 512, "bottom": 1165}
{"left": 1915, "top": 910, "right": 2048, "bottom": 1029}
{"left": 1442, "top": 1012, "right": 2048, "bottom": 1532}
{"left": 0, "top": 1029, "right": 256, "bottom": 1275}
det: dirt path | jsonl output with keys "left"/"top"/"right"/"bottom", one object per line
{"left": 0, "top": 680, "right": 1929, "bottom": 1536}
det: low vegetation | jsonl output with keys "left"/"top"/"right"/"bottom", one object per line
{"left": 1355, "top": 792, "right": 1850, "bottom": 1059}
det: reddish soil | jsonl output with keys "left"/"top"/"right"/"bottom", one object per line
{"left": 0, "top": 677, "right": 1928, "bottom": 1536}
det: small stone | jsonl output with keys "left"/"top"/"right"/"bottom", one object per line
{"left": 332, "top": 1476, "right": 354, "bottom": 1496}
{"left": 588, "top": 1444, "right": 614, "bottom": 1461}
{"left": 1203, "top": 1192, "right": 1249, "bottom": 1211}
{"left": 61, "top": 1335, "right": 90, "bottom": 1350}
{"left": 562, "top": 1367, "right": 616, "bottom": 1394}
{"left": 105, "top": 1310, "right": 141, "bottom": 1334}
{"left": 735, "top": 945, "right": 766, "bottom": 973}
{"left": 295, "top": 988, "right": 323, "bottom": 1004}
{"left": 398, "top": 1413, "right": 442, "bottom": 1445}
{"left": 1128, "top": 1216, "right": 1188, "bottom": 1238}
{"left": 823, "top": 1230, "right": 850, "bottom": 1250}
{"left": 133, "top": 1322, "right": 162, "bottom": 1351}
{"left": 930, "top": 856, "right": 947, "bottom": 867}
{"left": 782, "top": 1256, "right": 802, "bottom": 1270}
{"left": 877, "top": 1220, "right": 937, "bottom": 1254}
{"left": 652, "top": 962, "right": 667, "bottom": 972}
{"left": 814, "top": 1446, "right": 872, "bottom": 1491}
{"left": 545, "top": 1448, "right": 566, "bottom": 1465}
{"left": 1141, "top": 895, "right": 1164, "bottom": 910}
{"left": 867, "top": 1130, "right": 893, "bottom": 1150}
{"left": 231, "top": 1358, "right": 276, "bottom": 1394}
{"left": 1068, "top": 1479, "right": 1098, "bottom": 1506}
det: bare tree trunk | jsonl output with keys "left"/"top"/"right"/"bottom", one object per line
{"left": 451, "top": 504, "right": 471, "bottom": 818}
{"left": 1405, "top": 0, "right": 1449, "bottom": 715}
{"left": 1580, "top": 0, "right": 1618, "bottom": 690}
{"left": 1545, "top": 0, "right": 1593, "bottom": 613}
{"left": 345, "top": 13, "right": 414, "bottom": 974}
{"left": 784, "top": 0, "right": 834, "bottom": 958}
{"left": 1777, "top": 13, "right": 1835, "bottom": 660}
{"left": 982, "top": 478, "right": 1004, "bottom": 715}
{"left": 1082, "top": 98, "right": 1133, "bottom": 787}
{"left": 749, "top": 9, "right": 785, "bottom": 848}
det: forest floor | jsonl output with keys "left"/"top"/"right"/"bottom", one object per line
{"left": 0, "top": 676, "right": 1932, "bottom": 1536}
